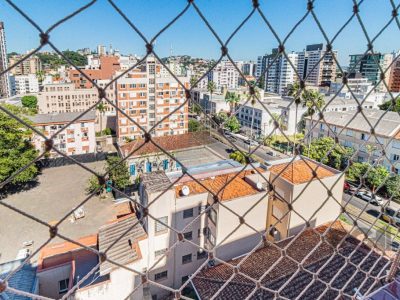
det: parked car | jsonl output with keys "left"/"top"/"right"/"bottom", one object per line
{"left": 382, "top": 207, "right": 400, "bottom": 226}
{"left": 356, "top": 191, "right": 383, "bottom": 205}
{"left": 244, "top": 140, "right": 258, "bottom": 147}
{"left": 266, "top": 150, "right": 278, "bottom": 157}
{"left": 344, "top": 181, "right": 351, "bottom": 192}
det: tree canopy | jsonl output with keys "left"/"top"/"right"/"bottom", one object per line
{"left": 301, "top": 137, "right": 353, "bottom": 170}
{"left": 37, "top": 50, "right": 87, "bottom": 69}
{"left": 21, "top": 95, "right": 38, "bottom": 110}
{"left": 0, "top": 105, "right": 38, "bottom": 186}
{"left": 105, "top": 156, "right": 131, "bottom": 190}
{"left": 224, "top": 116, "right": 241, "bottom": 133}
{"left": 379, "top": 96, "right": 400, "bottom": 112}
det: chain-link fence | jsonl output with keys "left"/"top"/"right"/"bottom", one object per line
{"left": 1, "top": 0, "right": 400, "bottom": 299}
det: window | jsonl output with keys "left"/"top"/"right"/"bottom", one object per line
{"left": 393, "top": 154, "right": 400, "bottom": 161}
{"left": 59, "top": 278, "right": 69, "bottom": 294}
{"left": 344, "top": 140, "right": 352, "bottom": 147}
{"left": 154, "top": 248, "right": 168, "bottom": 258}
{"left": 155, "top": 216, "right": 168, "bottom": 234}
{"left": 346, "top": 130, "right": 353, "bottom": 137}
{"left": 361, "top": 133, "right": 369, "bottom": 141}
{"left": 182, "top": 254, "right": 192, "bottom": 264}
{"left": 183, "top": 231, "right": 193, "bottom": 240}
{"left": 197, "top": 250, "right": 207, "bottom": 260}
{"left": 183, "top": 208, "right": 193, "bottom": 219}
{"left": 155, "top": 271, "right": 168, "bottom": 281}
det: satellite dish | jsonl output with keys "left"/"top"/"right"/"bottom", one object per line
{"left": 256, "top": 182, "right": 263, "bottom": 190}
{"left": 181, "top": 185, "right": 190, "bottom": 196}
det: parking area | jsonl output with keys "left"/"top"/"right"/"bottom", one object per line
{"left": 0, "top": 161, "right": 115, "bottom": 264}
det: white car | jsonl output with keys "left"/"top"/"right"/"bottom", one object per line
{"left": 356, "top": 191, "right": 383, "bottom": 205}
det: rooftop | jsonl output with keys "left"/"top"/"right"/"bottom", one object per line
{"left": 307, "top": 109, "right": 400, "bottom": 137}
{"left": 98, "top": 214, "right": 146, "bottom": 275}
{"left": 141, "top": 171, "right": 172, "bottom": 193}
{"left": 269, "top": 159, "right": 337, "bottom": 184}
{"left": 0, "top": 260, "right": 37, "bottom": 300}
{"left": 192, "top": 221, "right": 390, "bottom": 300}
{"left": 119, "top": 132, "right": 214, "bottom": 158}
{"left": 175, "top": 168, "right": 265, "bottom": 201}
{"left": 30, "top": 111, "right": 96, "bottom": 125}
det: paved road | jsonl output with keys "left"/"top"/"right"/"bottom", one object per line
{"left": 342, "top": 192, "right": 400, "bottom": 215}
{"left": 208, "top": 134, "right": 289, "bottom": 163}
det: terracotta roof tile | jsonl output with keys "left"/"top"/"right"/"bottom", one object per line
{"left": 269, "top": 159, "right": 336, "bottom": 184}
{"left": 119, "top": 132, "right": 214, "bottom": 158}
{"left": 192, "top": 221, "right": 389, "bottom": 299}
{"left": 175, "top": 169, "right": 264, "bottom": 201}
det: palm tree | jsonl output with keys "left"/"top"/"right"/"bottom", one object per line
{"left": 207, "top": 81, "right": 217, "bottom": 129}
{"left": 269, "top": 112, "right": 287, "bottom": 132}
{"left": 190, "top": 76, "right": 198, "bottom": 88}
{"left": 225, "top": 91, "right": 240, "bottom": 114}
{"left": 36, "top": 70, "right": 45, "bottom": 85}
{"left": 96, "top": 102, "right": 106, "bottom": 135}
{"left": 302, "top": 90, "right": 325, "bottom": 155}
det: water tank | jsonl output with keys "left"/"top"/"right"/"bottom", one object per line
{"left": 181, "top": 185, "right": 190, "bottom": 196}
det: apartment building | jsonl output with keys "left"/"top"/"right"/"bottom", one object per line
{"left": 330, "top": 75, "right": 374, "bottom": 95}
{"left": 8, "top": 54, "right": 42, "bottom": 76}
{"left": 297, "top": 43, "right": 338, "bottom": 87}
{"left": 323, "top": 96, "right": 376, "bottom": 112}
{"left": 241, "top": 61, "right": 256, "bottom": 76}
{"left": 237, "top": 94, "right": 307, "bottom": 136}
{"left": 37, "top": 82, "right": 116, "bottom": 116}
{"left": 68, "top": 56, "right": 121, "bottom": 88}
{"left": 305, "top": 110, "right": 400, "bottom": 173}
{"left": 264, "top": 49, "right": 298, "bottom": 94}
{"left": 30, "top": 111, "right": 96, "bottom": 157}
{"left": 209, "top": 60, "right": 241, "bottom": 89}
{"left": 349, "top": 53, "right": 393, "bottom": 92}
{"left": 389, "top": 52, "right": 400, "bottom": 92}
{"left": 0, "top": 21, "right": 11, "bottom": 98}
{"left": 9, "top": 74, "right": 39, "bottom": 95}
{"left": 116, "top": 56, "right": 189, "bottom": 142}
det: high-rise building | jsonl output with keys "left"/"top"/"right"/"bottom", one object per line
{"left": 9, "top": 74, "right": 39, "bottom": 95}
{"left": 297, "top": 43, "right": 338, "bottom": 87}
{"left": 8, "top": 54, "right": 42, "bottom": 76}
{"left": 116, "top": 56, "right": 189, "bottom": 142}
{"left": 264, "top": 49, "right": 298, "bottom": 94}
{"left": 0, "top": 22, "right": 11, "bottom": 98}
{"left": 255, "top": 54, "right": 269, "bottom": 79}
{"left": 388, "top": 51, "right": 400, "bottom": 92}
{"left": 209, "top": 60, "right": 241, "bottom": 89}
{"left": 97, "top": 44, "right": 107, "bottom": 56}
{"left": 349, "top": 53, "right": 393, "bottom": 92}
{"left": 241, "top": 61, "right": 256, "bottom": 76}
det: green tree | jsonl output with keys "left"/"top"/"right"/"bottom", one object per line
{"left": 224, "top": 116, "right": 240, "bottom": 133}
{"left": 214, "top": 111, "right": 228, "bottom": 125}
{"left": 86, "top": 175, "right": 104, "bottom": 195}
{"left": 21, "top": 95, "right": 38, "bottom": 110}
{"left": 269, "top": 112, "right": 287, "bottom": 131}
{"left": 188, "top": 119, "right": 202, "bottom": 132}
{"left": 366, "top": 165, "right": 389, "bottom": 193}
{"left": 301, "top": 137, "right": 353, "bottom": 170}
{"left": 225, "top": 92, "right": 240, "bottom": 114}
{"left": 229, "top": 150, "right": 256, "bottom": 165}
{"left": 106, "top": 156, "right": 131, "bottom": 190}
{"left": 379, "top": 96, "right": 400, "bottom": 112}
{"left": 36, "top": 70, "right": 45, "bottom": 85}
{"left": 190, "top": 76, "right": 198, "bottom": 88}
{"left": 385, "top": 175, "right": 400, "bottom": 201}
{"left": 0, "top": 106, "right": 38, "bottom": 185}
{"left": 346, "top": 162, "right": 369, "bottom": 183}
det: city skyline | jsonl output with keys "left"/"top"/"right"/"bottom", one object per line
{"left": 1, "top": 0, "right": 399, "bottom": 65}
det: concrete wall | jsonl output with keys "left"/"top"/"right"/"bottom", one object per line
{"left": 37, "top": 263, "right": 71, "bottom": 299}
{"left": 214, "top": 192, "right": 268, "bottom": 261}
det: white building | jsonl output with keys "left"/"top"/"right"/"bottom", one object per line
{"left": 237, "top": 93, "right": 307, "bottom": 137}
{"left": 30, "top": 111, "right": 97, "bottom": 157}
{"left": 209, "top": 60, "right": 241, "bottom": 89}
{"left": 9, "top": 74, "right": 39, "bottom": 95}
{"left": 306, "top": 109, "right": 400, "bottom": 173}
{"left": 265, "top": 51, "right": 298, "bottom": 95}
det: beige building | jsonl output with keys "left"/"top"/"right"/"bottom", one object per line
{"left": 37, "top": 82, "right": 116, "bottom": 115}
{"left": 305, "top": 110, "right": 400, "bottom": 173}
{"left": 116, "top": 56, "right": 189, "bottom": 143}
{"left": 30, "top": 111, "right": 97, "bottom": 157}
{"left": 8, "top": 54, "right": 42, "bottom": 76}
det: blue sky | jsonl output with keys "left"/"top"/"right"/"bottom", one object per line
{"left": 1, "top": 0, "right": 399, "bottom": 65}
